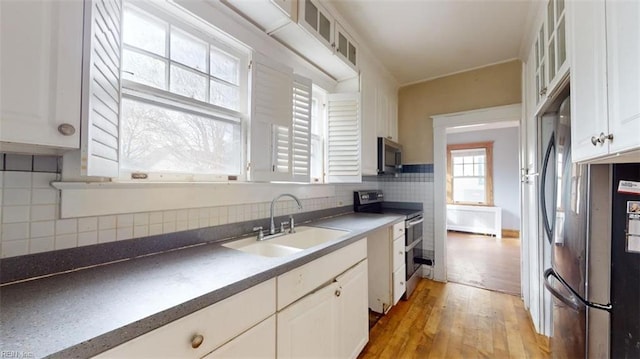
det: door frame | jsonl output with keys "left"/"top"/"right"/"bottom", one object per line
{"left": 431, "top": 103, "right": 523, "bottom": 282}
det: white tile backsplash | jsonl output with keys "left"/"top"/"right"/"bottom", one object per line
{"left": 2, "top": 222, "right": 29, "bottom": 241}
{"left": 1, "top": 169, "right": 367, "bottom": 258}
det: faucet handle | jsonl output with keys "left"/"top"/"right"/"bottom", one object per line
{"left": 280, "top": 221, "right": 288, "bottom": 233}
{"left": 289, "top": 215, "right": 296, "bottom": 234}
{"left": 252, "top": 226, "right": 264, "bottom": 240}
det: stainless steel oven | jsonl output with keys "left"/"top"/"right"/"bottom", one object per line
{"left": 404, "top": 214, "right": 424, "bottom": 297}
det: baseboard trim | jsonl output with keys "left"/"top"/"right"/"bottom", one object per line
{"left": 502, "top": 229, "right": 520, "bottom": 238}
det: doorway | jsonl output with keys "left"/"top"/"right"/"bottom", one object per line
{"left": 443, "top": 122, "right": 522, "bottom": 295}
{"left": 431, "top": 104, "right": 526, "bottom": 294}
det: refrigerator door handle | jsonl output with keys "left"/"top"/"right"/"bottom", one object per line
{"left": 544, "top": 268, "right": 612, "bottom": 312}
{"left": 540, "top": 134, "right": 555, "bottom": 244}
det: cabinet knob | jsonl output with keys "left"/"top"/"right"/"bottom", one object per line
{"left": 191, "top": 334, "right": 204, "bottom": 349}
{"left": 335, "top": 289, "right": 341, "bottom": 297}
{"left": 539, "top": 87, "right": 547, "bottom": 96}
{"left": 399, "top": 251, "right": 403, "bottom": 255}
{"left": 400, "top": 282, "right": 404, "bottom": 286}
{"left": 57, "top": 123, "right": 76, "bottom": 136}
{"left": 591, "top": 132, "right": 614, "bottom": 146}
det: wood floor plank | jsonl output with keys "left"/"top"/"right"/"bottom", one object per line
{"left": 359, "top": 279, "right": 550, "bottom": 359}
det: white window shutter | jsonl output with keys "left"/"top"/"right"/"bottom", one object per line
{"left": 326, "top": 92, "right": 361, "bottom": 183}
{"left": 291, "top": 75, "right": 312, "bottom": 182}
{"left": 249, "top": 54, "right": 293, "bottom": 182}
{"left": 80, "top": 0, "right": 122, "bottom": 178}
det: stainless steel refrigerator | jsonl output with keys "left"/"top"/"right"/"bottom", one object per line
{"left": 541, "top": 96, "right": 640, "bottom": 358}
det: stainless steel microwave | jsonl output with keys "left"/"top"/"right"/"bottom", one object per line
{"left": 377, "top": 137, "right": 402, "bottom": 175}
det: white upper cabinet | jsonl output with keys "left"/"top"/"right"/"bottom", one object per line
{"left": 569, "top": 0, "right": 640, "bottom": 162}
{"left": 334, "top": 21, "right": 358, "bottom": 71}
{"left": 0, "top": 0, "right": 84, "bottom": 154}
{"left": 605, "top": 0, "right": 640, "bottom": 156}
{"left": 546, "top": 0, "right": 568, "bottom": 93}
{"left": 299, "top": 0, "right": 334, "bottom": 49}
{"left": 532, "top": 0, "right": 569, "bottom": 112}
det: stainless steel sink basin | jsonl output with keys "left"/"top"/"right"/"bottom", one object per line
{"left": 222, "top": 226, "right": 349, "bottom": 257}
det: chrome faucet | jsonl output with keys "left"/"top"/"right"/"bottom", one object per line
{"left": 269, "top": 193, "right": 303, "bottom": 235}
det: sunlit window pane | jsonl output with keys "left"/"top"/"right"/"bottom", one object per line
{"left": 170, "top": 65, "right": 207, "bottom": 101}
{"left": 123, "top": 9, "right": 166, "bottom": 56}
{"left": 120, "top": 99, "right": 241, "bottom": 175}
{"left": 170, "top": 29, "right": 207, "bottom": 72}
{"left": 453, "top": 164, "right": 463, "bottom": 176}
{"left": 123, "top": 49, "right": 167, "bottom": 90}
{"left": 453, "top": 178, "right": 485, "bottom": 203}
{"left": 210, "top": 48, "right": 239, "bottom": 85}
{"left": 210, "top": 79, "right": 240, "bottom": 111}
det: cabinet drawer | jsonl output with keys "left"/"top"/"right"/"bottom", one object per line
{"left": 277, "top": 238, "right": 367, "bottom": 310}
{"left": 393, "top": 265, "right": 406, "bottom": 305}
{"left": 204, "top": 315, "right": 276, "bottom": 359}
{"left": 94, "top": 278, "right": 276, "bottom": 358}
{"left": 392, "top": 237, "right": 404, "bottom": 271}
{"left": 392, "top": 222, "right": 405, "bottom": 240}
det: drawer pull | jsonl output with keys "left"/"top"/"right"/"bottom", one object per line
{"left": 399, "top": 251, "right": 403, "bottom": 255}
{"left": 191, "top": 334, "right": 204, "bottom": 349}
{"left": 335, "top": 289, "right": 341, "bottom": 297}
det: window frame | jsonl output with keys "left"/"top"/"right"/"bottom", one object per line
{"left": 117, "top": 1, "right": 251, "bottom": 182}
{"left": 446, "top": 141, "right": 494, "bottom": 206}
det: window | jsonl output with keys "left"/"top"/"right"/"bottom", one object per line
{"left": 447, "top": 142, "right": 494, "bottom": 205}
{"left": 119, "top": 3, "right": 249, "bottom": 180}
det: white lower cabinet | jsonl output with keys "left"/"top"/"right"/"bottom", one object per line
{"left": 368, "top": 222, "right": 406, "bottom": 313}
{"left": 393, "top": 265, "right": 406, "bottom": 305}
{"left": 94, "top": 238, "right": 370, "bottom": 359}
{"left": 277, "top": 259, "right": 368, "bottom": 359}
{"left": 93, "top": 279, "right": 276, "bottom": 358}
{"left": 204, "top": 315, "right": 275, "bottom": 359}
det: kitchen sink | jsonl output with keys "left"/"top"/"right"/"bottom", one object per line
{"left": 267, "top": 226, "right": 349, "bottom": 249}
{"left": 222, "top": 226, "right": 349, "bottom": 257}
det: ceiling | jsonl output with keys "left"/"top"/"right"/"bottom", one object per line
{"left": 328, "top": 0, "right": 534, "bottom": 86}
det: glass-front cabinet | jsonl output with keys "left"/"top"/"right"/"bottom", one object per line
{"left": 533, "top": 0, "right": 568, "bottom": 110}
{"left": 547, "top": 0, "right": 568, "bottom": 89}
{"left": 299, "top": 0, "right": 334, "bottom": 49}
{"left": 334, "top": 21, "right": 357, "bottom": 70}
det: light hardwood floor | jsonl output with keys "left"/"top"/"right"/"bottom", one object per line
{"left": 447, "top": 231, "right": 521, "bottom": 296}
{"left": 359, "top": 279, "right": 550, "bottom": 359}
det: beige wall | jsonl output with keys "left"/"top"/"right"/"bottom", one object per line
{"left": 398, "top": 60, "right": 522, "bottom": 164}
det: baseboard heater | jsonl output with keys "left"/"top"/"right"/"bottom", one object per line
{"left": 446, "top": 204, "right": 502, "bottom": 238}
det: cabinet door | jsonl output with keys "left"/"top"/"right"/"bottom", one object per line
{"left": 568, "top": 0, "right": 609, "bottom": 162}
{"left": 334, "top": 21, "right": 358, "bottom": 70}
{"left": 534, "top": 25, "right": 547, "bottom": 106}
{"left": 393, "top": 236, "right": 405, "bottom": 272}
{"left": 546, "top": 0, "right": 568, "bottom": 91}
{"left": 0, "top": 0, "right": 83, "bottom": 150}
{"left": 298, "top": 0, "right": 333, "bottom": 49}
{"left": 393, "top": 265, "right": 406, "bottom": 305}
{"left": 367, "top": 227, "right": 393, "bottom": 314}
{"left": 336, "top": 260, "right": 369, "bottom": 359}
{"left": 606, "top": 0, "right": 640, "bottom": 154}
{"left": 277, "top": 281, "right": 338, "bottom": 359}
{"left": 203, "top": 316, "right": 275, "bottom": 359}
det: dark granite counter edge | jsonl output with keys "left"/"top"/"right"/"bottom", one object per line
{"left": 46, "top": 214, "right": 405, "bottom": 358}
{"left": 1, "top": 206, "right": 353, "bottom": 284}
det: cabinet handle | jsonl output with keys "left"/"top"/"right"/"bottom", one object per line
{"left": 539, "top": 87, "right": 547, "bottom": 96}
{"left": 57, "top": 123, "right": 76, "bottom": 136}
{"left": 591, "top": 132, "right": 614, "bottom": 146}
{"left": 400, "top": 282, "right": 404, "bottom": 286}
{"left": 335, "top": 289, "right": 341, "bottom": 297}
{"left": 191, "top": 334, "right": 204, "bottom": 349}
{"left": 399, "top": 251, "right": 403, "bottom": 255}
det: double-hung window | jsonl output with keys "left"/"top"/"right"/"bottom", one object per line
{"left": 119, "top": 2, "right": 250, "bottom": 180}
{"left": 447, "top": 142, "right": 494, "bottom": 205}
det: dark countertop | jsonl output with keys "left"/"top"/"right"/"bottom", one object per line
{"left": 0, "top": 212, "right": 403, "bottom": 358}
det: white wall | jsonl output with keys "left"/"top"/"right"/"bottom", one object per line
{"left": 447, "top": 126, "right": 521, "bottom": 231}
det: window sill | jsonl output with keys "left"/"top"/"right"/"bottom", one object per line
{"left": 52, "top": 181, "right": 336, "bottom": 218}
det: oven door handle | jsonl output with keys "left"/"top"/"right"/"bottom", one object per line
{"left": 406, "top": 217, "right": 424, "bottom": 228}
{"left": 405, "top": 238, "right": 422, "bottom": 251}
